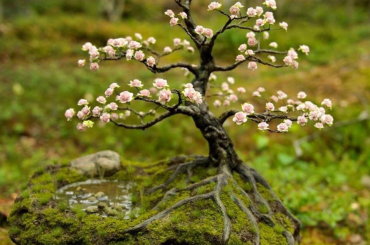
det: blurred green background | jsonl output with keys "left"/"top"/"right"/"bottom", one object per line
{"left": 0, "top": 0, "right": 370, "bottom": 244}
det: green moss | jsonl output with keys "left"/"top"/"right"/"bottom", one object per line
{"left": 258, "top": 204, "right": 269, "bottom": 214}
{"left": 273, "top": 213, "right": 295, "bottom": 234}
{"left": 259, "top": 223, "right": 288, "bottom": 245}
{"left": 256, "top": 183, "right": 277, "bottom": 202}
{"left": 34, "top": 192, "right": 53, "bottom": 205}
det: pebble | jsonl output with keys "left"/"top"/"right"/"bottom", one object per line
{"left": 95, "top": 192, "right": 105, "bottom": 198}
{"left": 98, "top": 202, "right": 108, "bottom": 209}
{"left": 86, "top": 206, "right": 99, "bottom": 213}
{"left": 87, "top": 196, "right": 97, "bottom": 202}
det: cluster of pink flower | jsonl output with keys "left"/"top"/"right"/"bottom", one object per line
{"left": 211, "top": 76, "right": 246, "bottom": 108}
{"left": 78, "top": 33, "right": 194, "bottom": 71}
{"left": 231, "top": 89, "right": 333, "bottom": 132}
{"left": 65, "top": 78, "right": 203, "bottom": 130}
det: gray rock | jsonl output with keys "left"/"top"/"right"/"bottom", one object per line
{"left": 70, "top": 151, "right": 121, "bottom": 177}
{"left": 86, "top": 206, "right": 98, "bottom": 213}
{"left": 94, "top": 192, "right": 105, "bottom": 199}
{"left": 104, "top": 207, "right": 119, "bottom": 216}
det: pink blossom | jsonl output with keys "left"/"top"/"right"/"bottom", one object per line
{"left": 179, "top": 12, "right": 188, "bottom": 19}
{"left": 158, "top": 89, "right": 172, "bottom": 104}
{"left": 129, "top": 79, "right": 143, "bottom": 88}
{"left": 248, "top": 62, "right": 258, "bottom": 71}
{"left": 204, "top": 28, "right": 214, "bottom": 38}
{"left": 117, "top": 91, "right": 134, "bottom": 103}
{"left": 253, "top": 91, "right": 261, "bottom": 97}
{"left": 229, "top": 6, "right": 240, "bottom": 17}
{"left": 236, "top": 55, "right": 246, "bottom": 61}
{"left": 292, "top": 61, "right": 299, "bottom": 69}
{"left": 258, "top": 122, "right": 269, "bottom": 131}
{"left": 146, "top": 56, "right": 156, "bottom": 67}
{"left": 78, "top": 99, "right": 88, "bottom": 106}
{"left": 135, "top": 33, "right": 143, "bottom": 40}
{"left": 90, "top": 62, "right": 99, "bottom": 71}
{"left": 287, "top": 99, "right": 295, "bottom": 105}
{"left": 288, "top": 49, "right": 298, "bottom": 59}
{"left": 263, "top": 32, "right": 269, "bottom": 39}
{"left": 246, "top": 32, "right": 256, "bottom": 39}
{"left": 213, "top": 100, "right": 222, "bottom": 107}
{"left": 320, "top": 114, "right": 334, "bottom": 126}
{"left": 208, "top": 2, "right": 222, "bottom": 11}
{"left": 223, "top": 100, "right": 230, "bottom": 107}
{"left": 184, "top": 87, "right": 202, "bottom": 104}
{"left": 256, "top": 6, "right": 264, "bottom": 16}
{"left": 78, "top": 59, "right": 86, "bottom": 67}
{"left": 187, "top": 47, "right": 195, "bottom": 53}
{"left": 248, "top": 37, "right": 258, "bottom": 47}
{"left": 264, "top": 11, "right": 275, "bottom": 24}
{"left": 103, "top": 46, "right": 115, "bottom": 58}
{"left": 268, "top": 55, "right": 276, "bottom": 63}
{"left": 184, "top": 83, "right": 193, "bottom": 89}
{"left": 247, "top": 8, "right": 257, "bottom": 17}
{"left": 228, "top": 94, "right": 238, "bottom": 102}
{"left": 284, "top": 119, "right": 293, "bottom": 128}
{"left": 309, "top": 110, "right": 320, "bottom": 121}
{"left": 299, "top": 45, "right": 310, "bottom": 55}
{"left": 256, "top": 87, "right": 264, "bottom": 93}
{"left": 256, "top": 18, "right": 265, "bottom": 26}
{"left": 297, "top": 116, "right": 308, "bottom": 126}
{"left": 89, "top": 46, "right": 99, "bottom": 59}
{"left": 170, "top": 18, "right": 179, "bottom": 26}
{"left": 245, "top": 49, "right": 255, "bottom": 56}
{"left": 77, "top": 111, "right": 85, "bottom": 120}
{"left": 149, "top": 87, "right": 157, "bottom": 94}
{"left": 96, "top": 96, "right": 106, "bottom": 104}
{"left": 233, "top": 2, "right": 244, "bottom": 8}
{"left": 264, "top": 0, "right": 277, "bottom": 10}
{"left": 107, "top": 102, "right": 118, "bottom": 111}
{"left": 277, "top": 123, "right": 289, "bottom": 132}
{"left": 283, "top": 56, "right": 293, "bottom": 66}
{"left": 195, "top": 25, "right": 205, "bottom": 35}
{"left": 65, "top": 108, "right": 75, "bottom": 121}
{"left": 81, "top": 106, "right": 90, "bottom": 116}
{"left": 183, "top": 39, "right": 190, "bottom": 46}
{"left": 126, "top": 49, "right": 134, "bottom": 60}
{"left": 305, "top": 101, "right": 317, "bottom": 111}
{"left": 279, "top": 106, "right": 288, "bottom": 113}
{"left": 163, "top": 46, "right": 172, "bottom": 53}
{"left": 173, "top": 38, "right": 182, "bottom": 46}
{"left": 242, "top": 103, "right": 254, "bottom": 114}
{"left": 111, "top": 113, "right": 119, "bottom": 120}
{"left": 110, "top": 83, "right": 120, "bottom": 89}
{"left": 209, "top": 73, "right": 217, "bottom": 81}
{"left": 134, "top": 50, "right": 145, "bottom": 61}
{"left": 271, "top": 95, "right": 279, "bottom": 102}
{"left": 314, "top": 122, "right": 324, "bottom": 129}
{"left": 321, "top": 99, "right": 332, "bottom": 109}
{"left": 277, "top": 90, "right": 287, "bottom": 99}
{"left": 147, "top": 37, "right": 156, "bottom": 44}
{"left": 266, "top": 102, "right": 275, "bottom": 111}
{"left": 226, "top": 77, "right": 234, "bottom": 84}
{"left": 237, "top": 87, "right": 246, "bottom": 93}
{"left": 165, "top": 9, "right": 175, "bottom": 18}
{"left": 92, "top": 106, "right": 102, "bottom": 117}
{"left": 82, "top": 42, "right": 93, "bottom": 51}
{"left": 279, "top": 22, "right": 288, "bottom": 31}
{"left": 100, "top": 113, "right": 111, "bottom": 123}
{"left": 238, "top": 44, "right": 247, "bottom": 52}
{"left": 233, "top": 112, "right": 247, "bottom": 125}
{"left": 297, "top": 91, "right": 307, "bottom": 99}
{"left": 76, "top": 123, "right": 86, "bottom": 131}
{"left": 138, "top": 89, "right": 151, "bottom": 97}
{"left": 129, "top": 41, "right": 142, "bottom": 49}
{"left": 269, "top": 42, "right": 278, "bottom": 48}
{"left": 222, "top": 82, "right": 229, "bottom": 91}
{"left": 153, "top": 78, "right": 168, "bottom": 89}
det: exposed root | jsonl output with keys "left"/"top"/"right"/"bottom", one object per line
{"left": 116, "top": 159, "right": 299, "bottom": 244}
{"left": 147, "top": 157, "right": 208, "bottom": 194}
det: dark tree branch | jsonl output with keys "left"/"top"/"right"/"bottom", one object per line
{"left": 255, "top": 49, "right": 289, "bottom": 55}
{"left": 250, "top": 56, "right": 287, "bottom": 68}
{"left": 218, "top": 110, "right": 298, "bottom": 125}
{"left": 213, "top": 58, "right": 250, "bottom": 72}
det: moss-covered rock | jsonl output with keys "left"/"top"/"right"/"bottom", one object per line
{"left": 8, "top": 153, "right": 298, "bottom": 245}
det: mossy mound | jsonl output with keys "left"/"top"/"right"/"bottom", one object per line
{"left": 8, "top": 155, "right": 297, "bottom": 245}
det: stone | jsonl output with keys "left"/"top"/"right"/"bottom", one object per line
{"left": 94, "top": 192, "right": 105, "bottom": 199}
{"left": 70, "top": 151, "right": 121, "bottom": 177}
{"left": 104, "top": 207, "right": 119, "bottom": 216}
{"left": 87, "top": 196, "right": 97, "bottom": 202}
{"left": 85, "top": 206, "right": 98, "bottom": 214}
{"left": 97, "top": 202, "right": 108, "bottom": 209}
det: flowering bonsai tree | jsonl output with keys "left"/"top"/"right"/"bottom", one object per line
{"left": 65, "top": 1, "right": 333, "bottom": 244}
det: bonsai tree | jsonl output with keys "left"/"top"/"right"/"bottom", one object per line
{"left": 65, "top": 1, "right": 333, "bottom": 244}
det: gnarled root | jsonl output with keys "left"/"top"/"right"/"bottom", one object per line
{"left": 116, "top": 156, "right": 300, "bottom": 245}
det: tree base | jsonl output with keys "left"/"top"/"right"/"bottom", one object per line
{"left": 8, "top": 155, "right": 300, "bottom": 245}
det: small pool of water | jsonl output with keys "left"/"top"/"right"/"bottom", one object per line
{"left": 55, "top": 179, "right": 133, "bottom": 218}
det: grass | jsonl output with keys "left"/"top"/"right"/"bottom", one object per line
{"left": 0, "top": 2, "right": 370, "bottom": 244}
